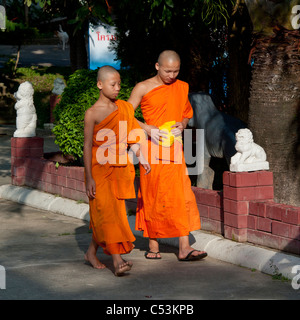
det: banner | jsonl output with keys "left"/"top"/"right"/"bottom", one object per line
{"left": 88, "top": 22, "right": 121, "bottom": 70}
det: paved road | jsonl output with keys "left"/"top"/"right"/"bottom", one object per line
{"left": 0, "top": 133, "right": 300, "bottom": 302}
{"left": 0, "top": 44, "right": 70, "bottom": 68}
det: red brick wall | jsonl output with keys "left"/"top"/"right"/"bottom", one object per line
{"left": 11, "top": 137, "right": 88, "bottom": 203}
{"left": 11, "top": 137, "right": 300, "bottom": 255}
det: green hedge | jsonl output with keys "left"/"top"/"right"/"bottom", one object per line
{"left": 53, "top": 68, "right": 143, "bottom": 160}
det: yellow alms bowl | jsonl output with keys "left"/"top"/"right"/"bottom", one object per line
{"left": 159, "top": 121, "right": 176, "bottom": 147}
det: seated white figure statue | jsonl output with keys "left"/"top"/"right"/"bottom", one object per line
{"left": 13, "top": 81, "right": 37, "bottom": 138}
{"left": 230, "top": 128, "right": 269, "bottom": 172}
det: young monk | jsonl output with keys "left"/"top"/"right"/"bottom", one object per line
{"left": 84, "top": 65, "right": 150, "bottom": 276}
{"left": 128, "top": 50, "right": 207, "bottom": 261}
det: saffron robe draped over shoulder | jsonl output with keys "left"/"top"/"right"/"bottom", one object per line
{"left": 89, "top": 100, "right": 143, "bottom": 255}
{"left": 135, "top": 80, "right": 201, "bottom": 238}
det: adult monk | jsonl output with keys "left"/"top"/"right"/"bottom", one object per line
{"left": 128, "top": 50, "right": 207, "bottom": 261}
{"left": 84, "top": 65, "right": 150, "bottom": 276}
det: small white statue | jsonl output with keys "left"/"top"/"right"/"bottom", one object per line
{"left": 230, "top": 128, "right": 269, "bottom": 172}
{"left": 52, "top": 78, "right": 65, "bottom": 95}
{"left": 13, "top": 81, "right": 37, "bottom": 138}
{"left": 55, "top": 24, "right": 69, "bottom": 51}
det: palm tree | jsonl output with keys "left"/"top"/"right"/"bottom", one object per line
{"left": 244, "top": 0, "right": 300, "bottom": 206}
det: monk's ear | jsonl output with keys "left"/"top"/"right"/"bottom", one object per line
{"left": 155, "top": 62, "right": 160, "bottom": 71}
{"left": 97, "top": 80, "right": 103, "bottom": 90}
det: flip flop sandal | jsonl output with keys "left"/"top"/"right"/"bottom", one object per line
{"left": 179, "top": 250, "right": 207, "bottom": 261}
{"left": 144, "top": 250, "right": 162, "bottom": 259}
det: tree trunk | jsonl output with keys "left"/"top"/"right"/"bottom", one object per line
{"left": 227, "top": 0, "right": 253, "bottom": 123}
{"left": 24, "top": 3, "right": 29, "bottom": 26}
{"left": 65, "top": 1, "right": 88, "bottom": 72}
{"left": 248, "top": 29, "right": 300, "bottom": 206}
{"left": 68, "top": 26, "right": 88, "bottom": 72}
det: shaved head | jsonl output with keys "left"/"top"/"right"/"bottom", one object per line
{"left": 157, "top": 50, "right": 181, "bottom": 66}
{"left": 97, "top": 65, "right": 119, "bottom": 82}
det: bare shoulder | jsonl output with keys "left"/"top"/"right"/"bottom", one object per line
{"left": 131, "top": 80, "right": 150, "bottom": 96}
{"left": 84, "top": 103, "right": 104, "bottom": 125}
{"left": 128, "top": 77, "right": 161, "bottom": 109}
{"left": 128, "top": 81, "right": 147, "bottom": 109}
{"left": 84, "top": 105, "right": 96, "bottom": 121}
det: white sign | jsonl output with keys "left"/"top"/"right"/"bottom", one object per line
{"left": 0, "top": 5, "right": 5, "bottom": 31}
{"left": 88, "top": 22, "right": 121, "bottom": 70}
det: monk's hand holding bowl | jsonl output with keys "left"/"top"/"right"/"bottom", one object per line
{"left": 147, "top": 124, "right": 168, "bottom": 144}
{"left": 171, "top": 121, "right": 185, "bottom": 137}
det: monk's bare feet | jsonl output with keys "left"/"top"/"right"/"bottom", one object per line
{"left": 113, "top": 254, "right": 132, "bottom": 276}
{"left": 84, "top": 239, "right": 106, "bottom": 269}
{"left": 122, "top": 258, "right": 133, "bottom": 268}
{"left": 84, "top": 252, "right": 106, "bottom": 269}
{"left": 114, "top": 262, "right": 131, "bottom": 276}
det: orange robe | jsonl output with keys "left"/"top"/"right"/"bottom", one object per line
{"left": 89, "top": 100, "right": 142, "bottom": 255}
{"left": 135, "top": 80, "right": 201, "bottom": 238}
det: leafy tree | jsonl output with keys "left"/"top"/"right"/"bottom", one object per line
{"left": 24, "top": 0, "right": 235, "bottom": 104}
{"left": 24, "top": 0, "right": 113, "bottom": 71}
{"left": 0, "top": 18, "right": 39, "bottom": 76}
{"left": 112, "top": 0, "right": 234, "bottom": 97}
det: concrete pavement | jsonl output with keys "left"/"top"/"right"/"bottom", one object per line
{"left": 0, "top": 197, "right": 299, "bottom": 301}
{"left": 0, "top": 130, "right": 300, "bottom": 300}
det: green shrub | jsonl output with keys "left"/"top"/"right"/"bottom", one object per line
{"left": 53, "top": 68, "right": 143, "bottom": 160}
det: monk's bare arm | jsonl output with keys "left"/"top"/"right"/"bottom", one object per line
{"left": 84, "top": 109, "right": 96, "bottom": 199}
{"left": 181, "top": 117, "right": 190, "bottom": 130}
{"left": 128, "top": 82, "right": 166, "bottom": 140}
{"left": 129, "top": 143, "right": 151, "bottom": 175}
{"left": 128, "top": 82, "right": 145, "bottom": 110}
{"left": 128, "top": 83, "right": 150, "bottom": 131}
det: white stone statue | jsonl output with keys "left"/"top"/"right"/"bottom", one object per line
{"left": 13, "top": 81, "right": 37, "bottom": 138}
{"left": 56, "top": 24, "right": 69, "bottom": 51}
{"left": 52, "top": 78, "right": 65, "bottom": 95}
{"left": 230, "top": 128, "right": 269, "bottom": 172}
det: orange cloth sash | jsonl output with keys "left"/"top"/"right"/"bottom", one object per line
{"left": 135, "top": 80, "right": 201, "bottom": 238}
{"left": 89, "top": 100, "right": 143, "bottom": 255}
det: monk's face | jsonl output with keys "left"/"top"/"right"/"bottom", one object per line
{"left": 155, "top": 59, "right": 180, "bottom": 84}
{"left": 97, "top": 72, "right": 121, "bottom": 99}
